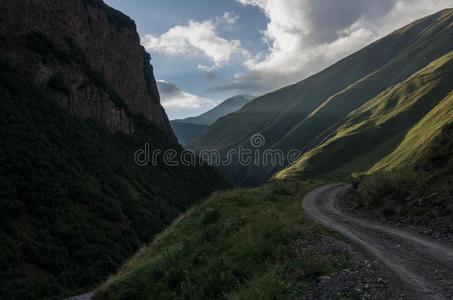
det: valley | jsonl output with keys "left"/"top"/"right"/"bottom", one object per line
{"left": 171, "top": 95, "right": 252, "bottom": 145}
{"left": 0, "top": 1, "right": 452, "bottom": 300}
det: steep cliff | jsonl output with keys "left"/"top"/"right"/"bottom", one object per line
{"left": 0, "top": 1, "right": 228, "bottom": 299}
{"left": 0, "top": 0, "right": 175, "bottom": 139}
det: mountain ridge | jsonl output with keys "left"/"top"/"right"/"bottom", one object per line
{"left": 189, "top": 8, "right": 453, "bottom": 185}
{"left": 171, "top": 95, "right": 252, "bottom": 145}
{"left": 174, "top": 95, "right": 253, "bottom": 126}
{"left": 276, "top": 51, "right": 453, "bottom": 180}
{"left": 0, "top": 1, "right": 228, "bottom": 299}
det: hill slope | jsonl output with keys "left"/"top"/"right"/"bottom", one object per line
{"left": 189, "top": 9, "right": 453, "bottom": 185}
{"left": 276, "top": 52, "right": 453, "bottom": 180}
{"left": 343, "top": 111, "right": 453, "bottom": 235}
{"left": 92, "top": 182, "right": 364, "bottom": 300}
{"left": 0, "top": 1, "right": 228, "bottom": 299}
{"left": 171, "top": 95, "right": 251, "bottom": 145}
{"left": 170, "top": 122, "right": 209, "bottom": 147}
{"left": 179, "top": 95, "right": 252, "bottom": 126}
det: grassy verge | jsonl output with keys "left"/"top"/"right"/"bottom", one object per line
{"left": 93, "top": 181, "right": 350, "bottom": 299}
{"left": 345, "top": 170, "right": 453, "bottom": 234}
{"left": 344, "top": 123, "right": 453, "bottom": 234}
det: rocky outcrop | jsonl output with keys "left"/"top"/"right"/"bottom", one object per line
{"left": 0, "top": 0, "right": 175, "bottom": 139}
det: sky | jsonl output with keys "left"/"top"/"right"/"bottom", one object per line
{"left": 104, "top": 0, "right": 452, "bottom": 120}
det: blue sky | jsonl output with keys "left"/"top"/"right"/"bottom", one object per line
{"left": 105, "top": 0, "right": 267, "bottom": 119}
{"left": 105, "top": 0, "right": 451, "bottom": 120}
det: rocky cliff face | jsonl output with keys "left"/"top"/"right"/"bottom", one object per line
{"left": 0, "top": 0, "right": 175, "bottom": 139}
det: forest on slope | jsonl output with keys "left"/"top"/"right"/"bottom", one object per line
{"left": 0, "top": 1, "right": 228, "bottom": 299}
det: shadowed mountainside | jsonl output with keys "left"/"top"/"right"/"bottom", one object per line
{"left": 172, "top": 95, "right": 252, "bottom": 146}
{"left": 0, "top": 1, "right": 228, "bottom": 299}
{"left": 276, "top": 52, "right": 453, "bottom": 180}
{"left": 189, "top": 9, "right": 453, "bottom": 186}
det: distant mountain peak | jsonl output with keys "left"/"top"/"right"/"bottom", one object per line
{"left": 171, "top": 94, "right": 253, "bottom": 145}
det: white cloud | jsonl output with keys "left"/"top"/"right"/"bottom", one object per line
{"left": 157, "top": 80, "right": 214, "bottom": 110}
{"left": 142, "top": 17, "right": 245, "bottom": 70}
{"left": 228, "top": 0, "right": 452, "bottom": 94}
{"left": 220, "top": 12, "right": 240, "bottom": 26}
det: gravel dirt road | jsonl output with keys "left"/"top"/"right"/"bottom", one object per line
{"left": 303, "top": 184, "right": 453, "bottom": 300}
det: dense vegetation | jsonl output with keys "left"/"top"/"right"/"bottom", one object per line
{"left": 345, "top": 123, "right": 453, "bottom": 233}
{"left": 0, "top": 54, "right": 227, "bottom": 299}
{"left": 94, "top": 181, "right": 353, "bottom": 300}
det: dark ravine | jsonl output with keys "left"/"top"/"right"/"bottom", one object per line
{"left": 303, "top": 185, "right": 453, "bottom": 300}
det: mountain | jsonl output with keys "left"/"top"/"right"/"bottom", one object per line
{"left": 81, "top": 9, "right": 453, "bottom": 300}
{"left": 93, "top": 52, "right": 453, "bottom": 300}
{"left": 276, "top": 51, "right": 453, "bottom": 180}
{"left": 179, "top": 95, "right": 253, "bottom": 126}
{"left": 170, "top": 122, "right": 209, "bottom": 146}
{"left": 171, "top": 95, "right": 252, "bottom": 145}
{"left": 275, "top": 50, "right": 453, "bottom": 234}
{"left": 1, "top": 0, "right": 175, "bottom": 139}
{"left": 189, "top": 9, "right": 453, "bottom": 186}
{"left": 0, "top": 1, "right": 228, "bottom": 299}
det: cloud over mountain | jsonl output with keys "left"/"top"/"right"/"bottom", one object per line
{"left": 219, "top": 0, "right": 453, "bottom": 94}
{"left": 142, "top": 14, "right": 247, "bottom": 71}
{"left": 157, "top": 80, "right": 214, "bottom": 119}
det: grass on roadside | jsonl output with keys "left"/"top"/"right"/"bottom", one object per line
{"left": 93, "top": 181, "right": 350, "bottom": 300}
{"left": 344, "top": 122, "right": 453, "bottom": 233}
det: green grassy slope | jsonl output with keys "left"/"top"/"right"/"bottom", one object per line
{"left": 276, "top": 52, "right": 453, "bottom": 180}
{"left": 273, "top": 9, "right": 453, "bottom": 154}
{"left": 0, "top": 54, "right": 228, "bottom": 300}
{"left": 189, "top": 9, "right": 453, "bottom": 185}
{"left": 371, "top": 91, "right": 453, "bottom": 172}
{"left": 344, "top": 121, "right": 453, "bottom": 233}
{"left": 93, "top": 181, "right": 355, "bottom": 300}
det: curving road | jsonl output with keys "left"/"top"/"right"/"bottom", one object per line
{"left": 303, "top": 184, "right": 453, "bottom": 300}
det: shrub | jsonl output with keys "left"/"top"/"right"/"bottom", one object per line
{"left": 201, "top": 208, "right": 221, "bottom": 226}
{"left": 347, "top": 171, "right": 425, "bottom": 209}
